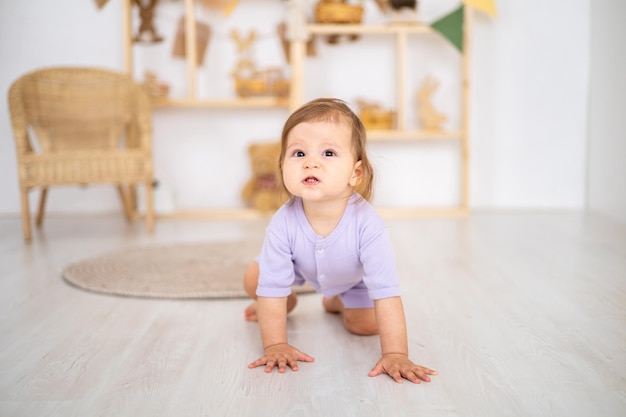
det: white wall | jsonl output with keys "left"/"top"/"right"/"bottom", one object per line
{"left": 471, "top": 0, "right": 590, "bottom": 209}
{"left": 0, "top": 0, "right": 592, "bottom": 214}
{"left": 587, "top": 0, "right": 626, "bottom": 224}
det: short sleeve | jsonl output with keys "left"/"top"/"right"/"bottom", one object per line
{"left": 358, "top": 209, "right": 401, "bottom": 300}
{"left": 256, "top": 208, "right": 296, "bottom": 298}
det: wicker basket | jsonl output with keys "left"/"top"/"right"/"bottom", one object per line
{"left": 315, "top": 3, "right": 364, "bottom": 24}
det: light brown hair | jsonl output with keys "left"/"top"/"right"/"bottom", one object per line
{"left": 278, "top": 98, "right": 374, "bottom": 201}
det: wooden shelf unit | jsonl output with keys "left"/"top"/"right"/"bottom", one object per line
{"left": 123, "top": 1, "right": 473, "bottom": 217}
{"left": 151, "top": 97, "right": 290, "bottom": 109}
{"left": 367, "top": 129, "right": 465, "bottom": 141}
{"left": 289, "top": 17, "right": 473, "bottom": 215}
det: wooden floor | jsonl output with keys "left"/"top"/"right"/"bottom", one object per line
{"left": 0, "top": 211, "right": 624, "bottom": 417}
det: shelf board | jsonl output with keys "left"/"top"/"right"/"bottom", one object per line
{"left": 376, "top": 206, "right": 469, "bottom": 218}
{"left": 307, "top": 23, "right": 431, "bottom": 35}
{"left": 151, "top": 97, "right": 290, "bottom": 109}
{"left": 155, "top": 208, "right": 273, "bottom": 220}
{"left": 151, "top": 206, "right": 468, "bottom": 220}
{"left": 368, "top": 129, "right": 464, "bottom": 141}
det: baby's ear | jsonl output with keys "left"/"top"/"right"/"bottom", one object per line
{"left": 350, "top": 160, "right": 363, "bottom": 187}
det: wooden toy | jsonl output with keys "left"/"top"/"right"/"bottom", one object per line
{"left": 390, "top": 0, "right": 417, "bottom": 11}
{"left": 373, "top": 0, "right": 389, "bottom": 12}
{"left": 284, "top": 0, "right": 310, "bottom": 41}
{"left": 132, "top": 0, "right": 163, "bottom": 43}
{"left": 230, "top": 29, "right": 290, "bottom": 98}
{"left": 172, "top": 17, "right": 211, "bottom": 65}
{"left": 315, "top": 1, "right": 364, "bottom": 44}
{"left": 277, "top": 22, "right": 317, "bottom": 62}
{"left": 417, "top": 76, "right": 447, "bottom": 130}
{"left": 231, "top": 29, "right": 257, "bottom": 55}
{"left": 141, "top": 71, "right": 170, "bottom": 102}
{"left": 356, "top": 99, "right": 396, "bottom": 130}
{"left": 373, "top": 0, "right": 419, "bottom": 23}
{"left": 95, "top": 0, "right": 110, "bottom": 9}
{"left": 315, "top": 0, "right": 364, "bottom": 24}
{"left": 388, "top": 0, "right": 419, "bottom": 23}
{"left": 373, "top": 0, "right": 419, "bottom": 12}
{"left": 279, "top": 0, "right": 317, "bottom": 61}
{"left": 234, "top": 67, "right": 290, "bottom": 98}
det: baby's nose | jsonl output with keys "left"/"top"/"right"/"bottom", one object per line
{"left": 304, "top": 156, "right": 320, "bottom": 168}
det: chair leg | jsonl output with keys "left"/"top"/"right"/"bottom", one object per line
{"left": 19, "top": 187, "right": 32, "bottom": 242}
{"left": 117, "top": 185, "right": 134, "bottom": 222}
{"left": 35, "top": 187, "right": 48, "bottom": 227}
{"left": 145, "top": 180, "right": 155, "bottom": 233}
{"left": 128, "top": 185, "right": 138, "bottom": 216}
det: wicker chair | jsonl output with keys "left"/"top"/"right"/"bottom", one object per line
{"left": 8, "top": 67, "right": 155, "bottom": 241}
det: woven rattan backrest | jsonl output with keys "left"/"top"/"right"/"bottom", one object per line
{"left": 11, "top": 68, "right": 141, "bottom": 152}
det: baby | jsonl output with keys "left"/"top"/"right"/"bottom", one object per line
{"left": 243, "top": 98, "right": 436, "bottom": 384}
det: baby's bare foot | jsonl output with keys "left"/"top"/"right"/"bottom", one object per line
{"left": 244, "top": 302, "right": 258, "bottom": 322}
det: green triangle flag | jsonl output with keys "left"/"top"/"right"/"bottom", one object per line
{"left": 431, "top": 5, "right": 464, "bottom": 53}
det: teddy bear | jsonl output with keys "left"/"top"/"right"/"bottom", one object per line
{"left": 241, "top": 141, "right": 289, "bottom": 211}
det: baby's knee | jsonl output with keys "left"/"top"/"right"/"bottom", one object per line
{"left": 243, "top": 261, "right": 259, "bottom": 299}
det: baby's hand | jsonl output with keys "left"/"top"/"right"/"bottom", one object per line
{"left": 248, "top": 343, "right": 315, "bottom": 373}
{"left": 368, "top": 353, "right": 437, "bottom": 384}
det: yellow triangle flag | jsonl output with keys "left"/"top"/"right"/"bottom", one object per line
{"left": 462, "top": 0, "right": 497, "bottom": 17}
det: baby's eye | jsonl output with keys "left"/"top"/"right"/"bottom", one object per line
{"left": 293, "top": 150, "right": 305, "bottom": 157}
{"left": 324, "top": 150, "right": 335, "bottom": 157}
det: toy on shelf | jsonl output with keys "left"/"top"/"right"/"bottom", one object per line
{"left": 373, "top": 0, "right": 419, "bottom": 23}
{"left": 132, "top": 0, "right": 163, "bottom": 43}
{"left": 390, "top": 0, "right": 418, "bottom": 12}
{"left": 241, "top": 142, "right": 289, "bottom": 211}
{"left": 315, "top": 0, "right": 364, "bottom": 24}
{"left": 281, "top": 0, "right": 318, "bottom": 57}
{"left": 234, "top": 67, "right": 290, "bottom": 98}
{"left": 417, "top": 76, "right": 447, "bottom": 130}
{"left": 230, "top": 29, "right": 290, "bottom": 98}
{"left": 390, "top": 0, "right": 419, "bottom": 23}
{"left": 172, "top": 17, "right": 211, "bottom": 66}
{"left": 356, "top": 99, "right": 396, "bottom": 130}
{"left": 372, "top": 0, "right": 389, "bottom": 12}
{"left": 284, "top": 0, "right": 310, "bottom": 41}
{"left": 315, "top": 0, "right": 364, "bottom": 44}
{"left": 141, "top": 71, "right": 170, "bottom": 102}
{"left": 278, "top": 22, "right": 317, "bottom": 62}
{"left": 95, "top": 0, "right": 110, "bottom": 10}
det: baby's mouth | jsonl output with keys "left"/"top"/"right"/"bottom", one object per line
{"left": 303, "top": 176, "right": 320, "bottom": 184}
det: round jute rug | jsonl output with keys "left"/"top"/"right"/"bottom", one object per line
{"left": 62, "top": 241, "right": 314, "bottom": 299}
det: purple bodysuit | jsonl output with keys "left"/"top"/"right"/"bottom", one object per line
{"left": 256, "top": 192, "right": 401, "bottom": 308}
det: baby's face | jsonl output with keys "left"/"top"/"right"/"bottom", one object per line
{"left": 282, "top": 120, "right": 361, "bottom": 204}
